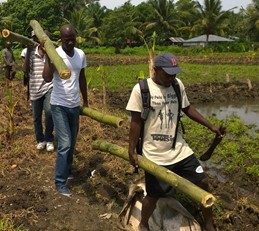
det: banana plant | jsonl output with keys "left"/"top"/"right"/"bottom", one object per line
{"left": 139, "top": 31, "right": 157, "bottom": 78}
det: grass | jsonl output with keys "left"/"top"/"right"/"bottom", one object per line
{"left": 182, "top": 114, "right": 259, "bottom": 176}
{"left": 0, "top": 217, "right": 27, "bottom": 231}
{"left": 87, "top": 63, "right": 259, "bottom": 92}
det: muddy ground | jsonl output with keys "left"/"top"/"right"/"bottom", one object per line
{"left": 0, "top": 69, "right": 259, "bottom": 230}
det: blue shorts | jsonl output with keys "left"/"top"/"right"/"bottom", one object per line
{"left": 145, "top": 154, "right": 206, "bottom": 197}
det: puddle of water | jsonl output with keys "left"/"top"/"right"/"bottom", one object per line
{"left": 195, "top": 100, "right": 259, "bottom": 127}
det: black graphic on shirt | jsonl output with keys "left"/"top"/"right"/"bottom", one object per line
{"left": 151, "top": 134, "right": 174, "bottom": 142}
{"left": 151, "top": 92, "right": 177, "bottom": 131}
{"left": 158, "top": 110, "right": 164, "bottom": 129}
{"left": 167, "top": 109, "right": 174, "bottom": 128}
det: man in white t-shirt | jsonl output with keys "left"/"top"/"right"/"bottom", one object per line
{"left": 43, "top": 24, "right": 88, "bottom": 197}
{"left": 126, "top": 53, "right": 224, "bottom": 231}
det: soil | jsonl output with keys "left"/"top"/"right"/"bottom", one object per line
{"left": 0, "top": 66, "right": 259, "bottom": 230}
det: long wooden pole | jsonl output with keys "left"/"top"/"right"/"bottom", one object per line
{"left": 1, "top": 29, "right": 38, "bottom": 46}
{"left": 29, "top": 20, "right": 71, "bottom": 80}
{"left": 80, "top": 107, "right": 123, "bottom": 128}
{"left": 92, "top": 140, "right": 216, "bottom": 208}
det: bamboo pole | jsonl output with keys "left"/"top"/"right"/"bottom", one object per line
{"left": 80, "top": 107, "right": 123, "bottom": 128}
{"left": 1, "top": 29, "right": 38, "bottom": 46}
{"left": 29, "top": 20, "right": 71, "bottom": 80}
{"left": 92, "top": 140, "right": 216, "bottom": 208}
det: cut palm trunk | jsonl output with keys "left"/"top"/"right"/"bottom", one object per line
{"left": 80, "top": 107, "right": 123, "bottom": 128}
{"left": 29, "top": 20, "right": 71, "bottom": 80}
{"left": 1, "top": 29, "right": 38, "bottom": 46}
{"left": 92, "top": 140, "right": 216, "bottom": 208}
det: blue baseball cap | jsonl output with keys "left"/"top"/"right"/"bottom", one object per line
{"left": 154, "top": 52, "right": 183, "bottom": 75}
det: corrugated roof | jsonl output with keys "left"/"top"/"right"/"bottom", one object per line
{"left": 169, "top": 37, "right": 185, "bottom": 43}
{"left": 184, "top": 34, "right": 234, "bottom": 43}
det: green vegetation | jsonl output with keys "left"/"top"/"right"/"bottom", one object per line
{"left": 0, "top": 0, "right": 259, "bottom": 50}
{"left": 0, "top": 216, "right": 27, "bottom": 231}
{"left": 86, "top": 62, "right": 259, "bottom": 91}
{"left": 182, "top": 115, "right": 259, "bottom": 176}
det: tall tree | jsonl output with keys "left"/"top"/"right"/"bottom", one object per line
{"left": 193, "top": 0, "right": 234, "bottom": 44}
{"left": 143, "top": 0, "right": 179, "bottom": 44}
{"left": 64, "top": 8, "right": 101, "bottom": 46}
{"left": 226, "top": 11, "right": 247, "bottom": 41}
{"left": 101, "top": 1, "right": 138, "bottom": 52}
{"left": 85, "top": 2, "right": 109, "bottom": 45}
{"left": 0, "top": 0, "right": 63, "bottom": 36}
{"left": 175, "top": 0, "right": 199, "bottom": 38}
{"left": 244, "top": 0, "right": 259, "bottom": 41}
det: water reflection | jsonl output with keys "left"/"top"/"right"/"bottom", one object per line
{"left": 195, "top": 100, "right": 259, "bottom": 127}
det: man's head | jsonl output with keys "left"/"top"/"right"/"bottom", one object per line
{"left": 153, "top": 52, "right": 183, "bottom": 87}
{"left": 31, "top": 30, "right": 38, "bottom": 43}
{"left": 5, "top": 41, "right": 11, "bottom": 48}
{"left": 60, "top": 24, "right": 77, "bottom": 54}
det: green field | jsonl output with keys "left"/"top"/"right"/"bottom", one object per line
{"left": 87, "top": 63, "right": 259, "bottom": 91}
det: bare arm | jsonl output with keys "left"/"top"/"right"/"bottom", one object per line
{"left": 128, "top": 111, "right": 142, "bottom": 168}
{"left": 182, "top": 104, "right": 223, "bottom": 136}
{"left": 79, "top": 68, "right": 88, "bottom": 107}
{"left": 43, "top": 54, "right": 54, "bottom": 82}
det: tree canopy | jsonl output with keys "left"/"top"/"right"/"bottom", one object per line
{"left": 0, "top": 0, "right": 258, "bottom": 48}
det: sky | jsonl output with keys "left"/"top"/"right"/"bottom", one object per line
{"left": 99, "top": 0, "right": 252, "bottom": 11}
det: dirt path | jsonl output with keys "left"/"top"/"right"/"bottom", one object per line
{"left": 0, "top": 80, "right": 258, "bottom": 231}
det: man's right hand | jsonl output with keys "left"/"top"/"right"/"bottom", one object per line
{"left": 129, "top": 150, "right": 139, "bottom": 169}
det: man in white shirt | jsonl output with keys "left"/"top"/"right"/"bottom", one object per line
{"left": 126, "top": 52, "right": 223, "bottom": 231}
{"left": 43, "top": 24, "right": 88, "bottom": 197}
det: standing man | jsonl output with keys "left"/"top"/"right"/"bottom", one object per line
{"left": 43, "top": 24, "right": 88, "bottom": 197}
{"left": 23, "top": 31, "right": 54, "bottom": 152}
{"left": 126, "top": 52, "right": 223, "bottom": 231}
{"left": 2, "top": 41, "right": 16, "bottom": 80}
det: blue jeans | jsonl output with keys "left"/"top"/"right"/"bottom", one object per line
{"left": 31, "top": 88, "right": 54, "bottom": 143}
{"left": 51, "top": 105, "right": 80, "bottom": 186}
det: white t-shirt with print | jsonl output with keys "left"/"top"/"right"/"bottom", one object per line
{"left": 126, "top": 77, "right": 193, "bottom": 165}
{"left": 50, "top": 46, "right": 87, "bottom": 108}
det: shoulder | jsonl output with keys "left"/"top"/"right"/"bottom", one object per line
{"left": 175, "top": 78, "right": 185, "bottom": 90}
{"left": 175, "top": 77, "right": 184, "bottom": 86}
{"left": 56, "top": 46, "right": 62, "bottom": 53}
{"left": 74, "top": 47, "right": 84, "bottom": 54}
{"left": 74, "top": 47, "right": 85, "bottom": 57}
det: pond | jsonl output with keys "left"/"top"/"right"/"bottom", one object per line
{"left": 195, "top": 99, "right": 259, "bottom": 127}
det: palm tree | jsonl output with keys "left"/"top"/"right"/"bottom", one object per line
{"left": 85, "top": 2, "right": 108, "bottom": 45}
{"left": 65, "top": 8, "right": 101, "bottom": 46}
{"left": 143, "top": 0, "right": 179, "bottom": 44}
{"left": 244, "top": 0, "right": 259, "bottom": 41}
{"left": 100, "top": 1, "right": 139, "bottom": 51}
{"left": 175, "top": 0, "right": 199, "bottom": 38}
{"left": 193, "top": 0, "right": 235, "bottom": 45}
